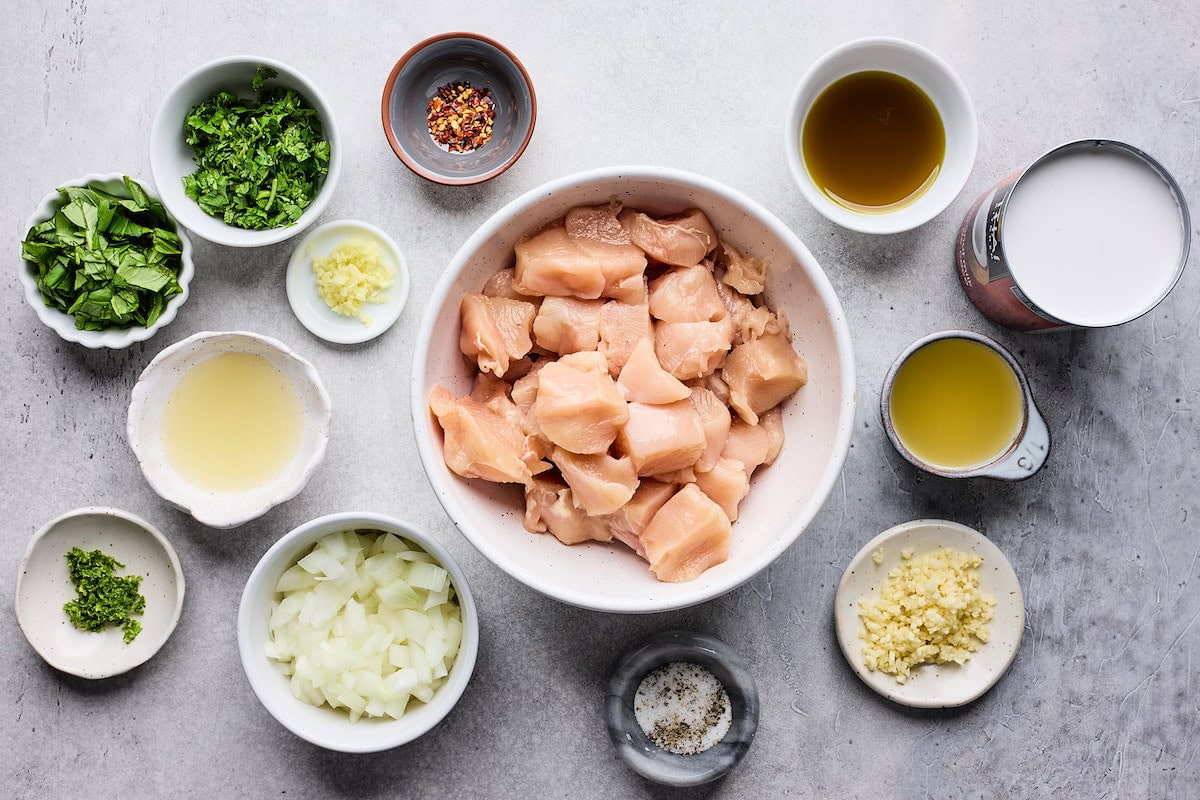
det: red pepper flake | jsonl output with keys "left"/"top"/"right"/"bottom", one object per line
{"left": 427, "top": 82, "right": 497, "bottom": 153}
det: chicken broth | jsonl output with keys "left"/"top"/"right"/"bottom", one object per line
{"left": 802, "top": 71, "right": 945, "bottom": 213}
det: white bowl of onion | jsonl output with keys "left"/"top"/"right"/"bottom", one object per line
{"left": 237, "top": 512, "right": 479, "bottom": 752}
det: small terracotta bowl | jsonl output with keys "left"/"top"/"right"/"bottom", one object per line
{"left": 382, "top": 32, "right": 536, "bottom": 185}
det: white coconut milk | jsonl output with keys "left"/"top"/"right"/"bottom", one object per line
{"left": 1002, "top": 147, "right": 1185, "bottom": 328}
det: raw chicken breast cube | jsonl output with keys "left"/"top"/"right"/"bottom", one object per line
{"left": 715, "top": 280, "right": 781, "bottom": 346}
{"left": 514, "top": 221, "right": 647, "bottom": 301}
{"left": 759, "top": 406, "right": 785, "bottom": 466}
{"left": 533, "top": 296, "right": 604, "bottom": 354}
{"left": 648, "top": 264, "right": 727, "bottom": 324}
{"left": 428, "top": 386, "right": 548, "bottom": 484}
{"left": 654, "top": 318, "right": 733, "bottom": 380}
{"left": 523, "top": 476, "right": 613, "bottom": 545}
{"left": 606, "top": 480, "right": 676, "bottom": 558}
{"left": 552, "top": 447, "right": 639, "bottom": 517}
{"left": 716, "top": 240, "right": 767, "bottom": 295}
{"left": 599, "top": 290, "right": 652, "bottom": 377}
{"left": 689, "top": 387, "right": 732, "bottom": 472}
{"left": 459, "top": 294, "right": 536, "bottom": 378}
{"left": 565, "top": 204, "right": 631, "bottom": 245}
{"left": 616, "top": 400, "right": 706, "bottom": 476}
{"left": 482, "top": 267, "right": 539, "bottom": 304}
{"left": 533, "top": 352, "right": 629, "bottom": 454}
{"left": 640, "top": 484, "right": 731, "bottom": 582}
{"left": 722, "top": 419, "right": 772, "bottom": 477}
{"left": 621, "top": 208, "right": 718, "bottom": 267}
{"left": 616, "top": 337, "right": 691, "bottom": 404}
{"left": 723, "top": 331, "right": 808, "bottom": 424}
{"left": 694, "top": 457, "right": 751, "bottom": 522}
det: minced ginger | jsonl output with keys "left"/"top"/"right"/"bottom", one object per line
{"left": 858, "top": 548, "right": 995, "bottom": 684}
{"left": 311, "top": 237, "right": 393, "bottom": 324}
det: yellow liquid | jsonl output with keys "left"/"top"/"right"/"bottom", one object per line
{"left": 888, "top": 339, "right": 1023, "bottom": 469}
{"left": 160, "top": 352, "right": 304, "bottom": 492}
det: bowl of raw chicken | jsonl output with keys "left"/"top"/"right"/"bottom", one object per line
{"left": 412, "top": 166, "right": 855, "bottom": 613}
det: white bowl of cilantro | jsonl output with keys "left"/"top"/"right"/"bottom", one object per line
{"left": 19, "top": 173, "right": 195, "bottom": 349}
{"left": 149, "top": 56, "right": 342, "bottom": 248}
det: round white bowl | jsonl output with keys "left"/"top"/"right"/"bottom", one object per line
{"left": 237, "top": 512, "right": 479, "bottom": 752}
{"left": 411, "top": 166, "right": 857, "bottom": 613}
{"left": 19, "top": 173, "right": 195, "bottom": 349}
{"left": 14, "top": 507, "right": 185, "bottom": 679}
{"left": 127, "top": 331, "right": 332, "bottom": 528}
{"left": 149, "top": 55, "right": 342, "bottom": 248}
{"left": 285, "top": 219, "right": 411, "bottom": 344}
{"left": 785, "top": 37, "right": 978, "bottom": 234}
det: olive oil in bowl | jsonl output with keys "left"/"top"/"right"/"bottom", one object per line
{"left": 160, "top": 351, "right": 304, "bottom": 493}
{"left": 802, "top": 71, "right": 945, "bottom": 213}
{"left": 887, "top": 338, "right": 1023, "bottom": 470}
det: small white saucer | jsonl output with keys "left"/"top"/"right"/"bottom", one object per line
{"left": 834, "top": 519, "right": 1024, "bottom": 708}
{"left": 286, "top": 219, "right": 410, "bottom": 344}
{"left": 14, "top": 507, "right": 186, "bottom": 679}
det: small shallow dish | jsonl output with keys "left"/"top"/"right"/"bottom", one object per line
{"left": 606, "top": 631, "right": 758, "bottom": 787}
{"left": 285, "top": 219, "right": 410, "bottom": 344}
{"left": 238, "top": 512, "right": 479, "bottom": 753}
{"left": 14, "top": 507, "right": 185, "bottom": 679}
{"left": 834, "top": 519, "right": 1025, "bottom": 708}
{"left": 412, "top": 166, "right": 856, "bottom": 613}
{"left": 127, "top": 331, "right": 332, "bottom": 528}
{"left": 382, "top": 32, "right": 536, "bottom": 185}
{"left": 785, "top": 37, "right": 978, "bottom": 234}
{"left": 150, "top": 55, "right": 342, "bottom": 247}
{"left": 19, "top": 173, "right": 195, "bottom": 349}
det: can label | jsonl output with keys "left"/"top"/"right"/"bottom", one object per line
{"left": 954, "top": 172, "right": 1068, "bottom": 332}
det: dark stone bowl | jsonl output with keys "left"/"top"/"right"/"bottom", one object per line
{"left": 382, "top": 32, "right": 536, "bottom": 185}
{"left": 606, "top": 630, "right": 760, "bottom": 787}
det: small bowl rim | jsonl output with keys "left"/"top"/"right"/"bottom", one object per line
{"left": 149, "top": 54, "right": 343, "bottom": 248}
{"left": 126, "top": 330, "right": 332, "bottom": 528}
{"left": 18, "top": 172, "right": 195, "bottom": 349}
{"left": 410, "top": 165, "right": 858, "bottom": 613}
{"left": 236, "top": 511, "right": 480, "bottom": 752}
{"left": 13, "top": 506, "right": 186, "bottom": 680}
{"left": 784, "top": 36, "right": 979, "bottom": 234}
{"left": 381, "top": 31, "right": 537, "bottom": 186}
{"left": 284, "top": 218, "right": 412, "bottom": 345}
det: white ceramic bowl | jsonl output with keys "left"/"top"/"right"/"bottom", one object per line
{"left": 411, "top": 166, "right": 857, "bottom": 613}
{"left": 14, "top": 507, "right": 185, "bottom": 679}
{"left": 127, "top": 331, "right": 332, "bottom": 528}
{"left": 285, "top": 219, "right": 411, "bottom": 344}
{"left": 834, "top": 519, "right": 1025, "bottom": 708}
{"left": 237, "top": 512, "right": 479, "bottom": 752}
{"left": 785, "top": 37, "right": 978, "bottom": 234}
{"left": 149, "top": 56, "right": 342, "bottom": 247}
{"left": 19, "top": 173, "right": 195, "bottom": 349}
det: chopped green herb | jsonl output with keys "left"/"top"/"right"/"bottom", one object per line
{"left": 21, "top": 176, "right": 184, "bottom": 331}
{"left": 182, "top": 65, "right": 331, "bottom": 230}
{"left": 62, "top": 547, "right": 146, "bottom": 644}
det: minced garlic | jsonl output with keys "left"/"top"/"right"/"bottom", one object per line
{"left": 311, "top": 237, "right": 393, "bottom": 324}
{"left": 858, "top": 547, "right": 995, "bottom": 684}
{"left": 871, "top": 548, "right": 884, "bottom": 565}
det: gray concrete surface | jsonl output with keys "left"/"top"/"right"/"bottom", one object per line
{"left": 3, "top": 1, "right": 1198, "bottom": 797}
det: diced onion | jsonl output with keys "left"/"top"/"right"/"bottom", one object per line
{"left": 265, "top": 530, "right": 464, "bottom": 722}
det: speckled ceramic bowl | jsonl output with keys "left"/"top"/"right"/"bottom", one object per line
{"left": 127, "top": 331, "right": 332, "bottom": 528}
{"left": 382, "top": 32, "right": 536, "bottom": 185}
{"left": 606, "top": 631, "right": 759, "bottom": 786}
{"left": 237, "top": 512, "right": 479, "bottom": 753}
{"left": 19, "top": 173, "right": 195, "bottom": 349}
{"left": 14, "top": 507, "right": 185, "bottom": 679}
{"left": 411, "top": 166, "right": 856, "bottom": 613}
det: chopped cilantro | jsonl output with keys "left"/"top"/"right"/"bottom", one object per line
{"left": 21, "top": 176, "right": 184, "bottom": 331}
{"left": 182, "top": 65, "right": 331, "bottom": 230}
{"left": 62, "top": 547, "right": 146, "bottom": 644}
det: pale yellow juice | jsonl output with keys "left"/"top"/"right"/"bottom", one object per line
{"left": 160, "top": 352, "right": 304, "bottom": 492}
{"left": 889, "top": 339, "right": 1023, "bottom": 469}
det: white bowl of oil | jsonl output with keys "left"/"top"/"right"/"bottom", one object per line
{"left": 127, "top": 331, "right": 332, "bottom": 528}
